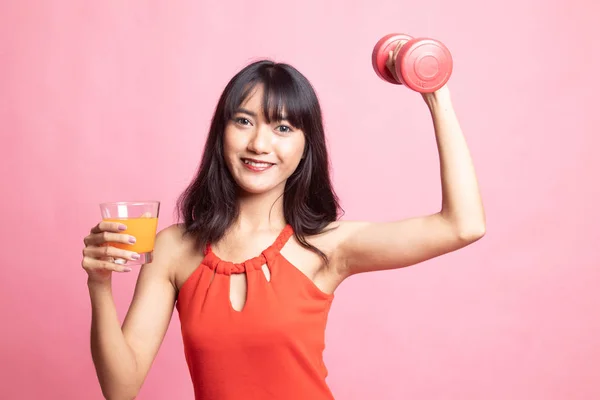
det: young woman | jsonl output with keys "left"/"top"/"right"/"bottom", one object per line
{"left": 82, "top": 55, "right": 485, "bottom": 399}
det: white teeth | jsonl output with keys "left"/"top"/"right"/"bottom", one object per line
{"left": 243, "top": 159, "right": 272, "bottom": 167}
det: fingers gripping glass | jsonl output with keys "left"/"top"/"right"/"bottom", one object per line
{"left": 99, "top": 201, "right": 160, "bottom": 265}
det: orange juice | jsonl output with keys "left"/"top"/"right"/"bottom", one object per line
{"left": 103, "top": 217, "right": 159, "bottom": 253}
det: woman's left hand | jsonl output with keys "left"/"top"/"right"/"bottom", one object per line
{"left": 385, "top": 41, "right": 452, "bottom": 107}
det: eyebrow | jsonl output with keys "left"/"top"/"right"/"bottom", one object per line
{"left": 236, "top": 108, "right": 258, "bottom": 118}
{"left": 235, "top": 108, "right": 289, "bottom": 121}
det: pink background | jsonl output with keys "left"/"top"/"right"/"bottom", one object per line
{"left": 1, "top": 1, "right": 598, "bottom": 399}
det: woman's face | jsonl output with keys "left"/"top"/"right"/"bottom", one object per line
{"left": 223, "top": 84, "right": 306, "bottom": 195}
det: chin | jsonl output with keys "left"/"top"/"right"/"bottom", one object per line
{"left": 236, "top": 182, "right": 283, "bottom": 196}
{"left": 232, "top": 174, "right": 286, "bottom": 196}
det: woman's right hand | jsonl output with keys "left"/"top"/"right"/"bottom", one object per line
{"left": 82, "top": 221, "right": 140, "bottom": 282}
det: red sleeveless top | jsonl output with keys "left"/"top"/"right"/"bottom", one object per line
{"left": 176, "top": 225, "right": 336, "bottom": 399}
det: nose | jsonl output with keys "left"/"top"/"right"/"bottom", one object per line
{"left": 247, "top": 125, "right": 272, "bottom": 155}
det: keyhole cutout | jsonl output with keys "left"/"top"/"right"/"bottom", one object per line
{"left": 262, "top": 264, "right": 271, "bottom": 282}
{"left": 229, "top": 264, "right": 271, "bottom": 312}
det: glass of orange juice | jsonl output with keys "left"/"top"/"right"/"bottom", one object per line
{"left": 99, "top": 200, "right": 160, "bottom": 265}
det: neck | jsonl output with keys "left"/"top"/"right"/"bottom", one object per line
{"left": 233, "top": 187, "right": 287, "bottom": 233}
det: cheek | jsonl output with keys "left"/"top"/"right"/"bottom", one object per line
{"left": 279, "top": 138, "right": 305, "bottom": 164}
{"left": 223, "top": 130, "right": 242, "bottom": 156}
{"left": 222, "top": 132, "right": 241, "bottom": 173}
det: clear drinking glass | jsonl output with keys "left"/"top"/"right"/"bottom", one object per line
{"left": 99, "top": 201, "right": 160, "bottom": 265}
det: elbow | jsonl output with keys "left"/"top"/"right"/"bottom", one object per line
{"left": 457, "top": 223, "right": 486, "bottom": 243}
{"left": 441, "top": 211, "right": 486, "bottom": 244}
{"left": 102, "top": 382, "right": 140, "bottom": 400}
{"left": 104, "top": 391, "right": 138, "bottom": 400}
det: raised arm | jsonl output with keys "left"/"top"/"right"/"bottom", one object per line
{"left": 334, "top": 86, "right": 486, "bottom": 277}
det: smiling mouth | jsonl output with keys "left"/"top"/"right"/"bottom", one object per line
{"left": 241, "top": 158, "right": 274, "bottom": 167}
{"left": 240, "top": 158, "right": 275, "bottom": 171}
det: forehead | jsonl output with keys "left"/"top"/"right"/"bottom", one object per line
{"left": 237, "top": 83, "right": 289, "bottom": 121}
{"left": 239, "top": 85, "right": 264, "bottom": 108}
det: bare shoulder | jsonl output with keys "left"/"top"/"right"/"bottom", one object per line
{"left": 151, "top": 224, "right": 203, "bottom": 289}
{"left": 156, "top": 224, "right": 206, "bottom": 292}
{"left": 155, "top": 223, "right": 190, "bottom": 250}
{"left": 153, "top": 223, "right": 191, "bottom": 265}
{"left": 305, "top": 220, "right": 369, "bottom": 257}
{"left": 281, "top": 220, "right": 366, "bottom": 293}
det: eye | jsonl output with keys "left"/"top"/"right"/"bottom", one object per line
{"left": 275, "top": 125, "right": 293, "bottom": 134}
{"left": 234, "top": 117, "right": 252, "bottom": 126}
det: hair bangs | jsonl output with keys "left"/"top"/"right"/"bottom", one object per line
{"left": 262, "top": 76, "right": 306, "bottom": 129}
{"left": 223, "top": 67, "right": 308, "bottom": 130}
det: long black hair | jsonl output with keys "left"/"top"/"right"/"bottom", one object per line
{"left": 176, "top": 59, "right": 342, "bottom": 262}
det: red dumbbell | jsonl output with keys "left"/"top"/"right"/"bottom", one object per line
{"left": 372, "top": 33, "right": 453, "bottom": 93}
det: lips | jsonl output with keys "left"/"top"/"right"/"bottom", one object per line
{"left": 241, "top": 158, "right": 274, "bottom": 166}
{"left": 241, "top": 158, "right": 275, "bottom": 172}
